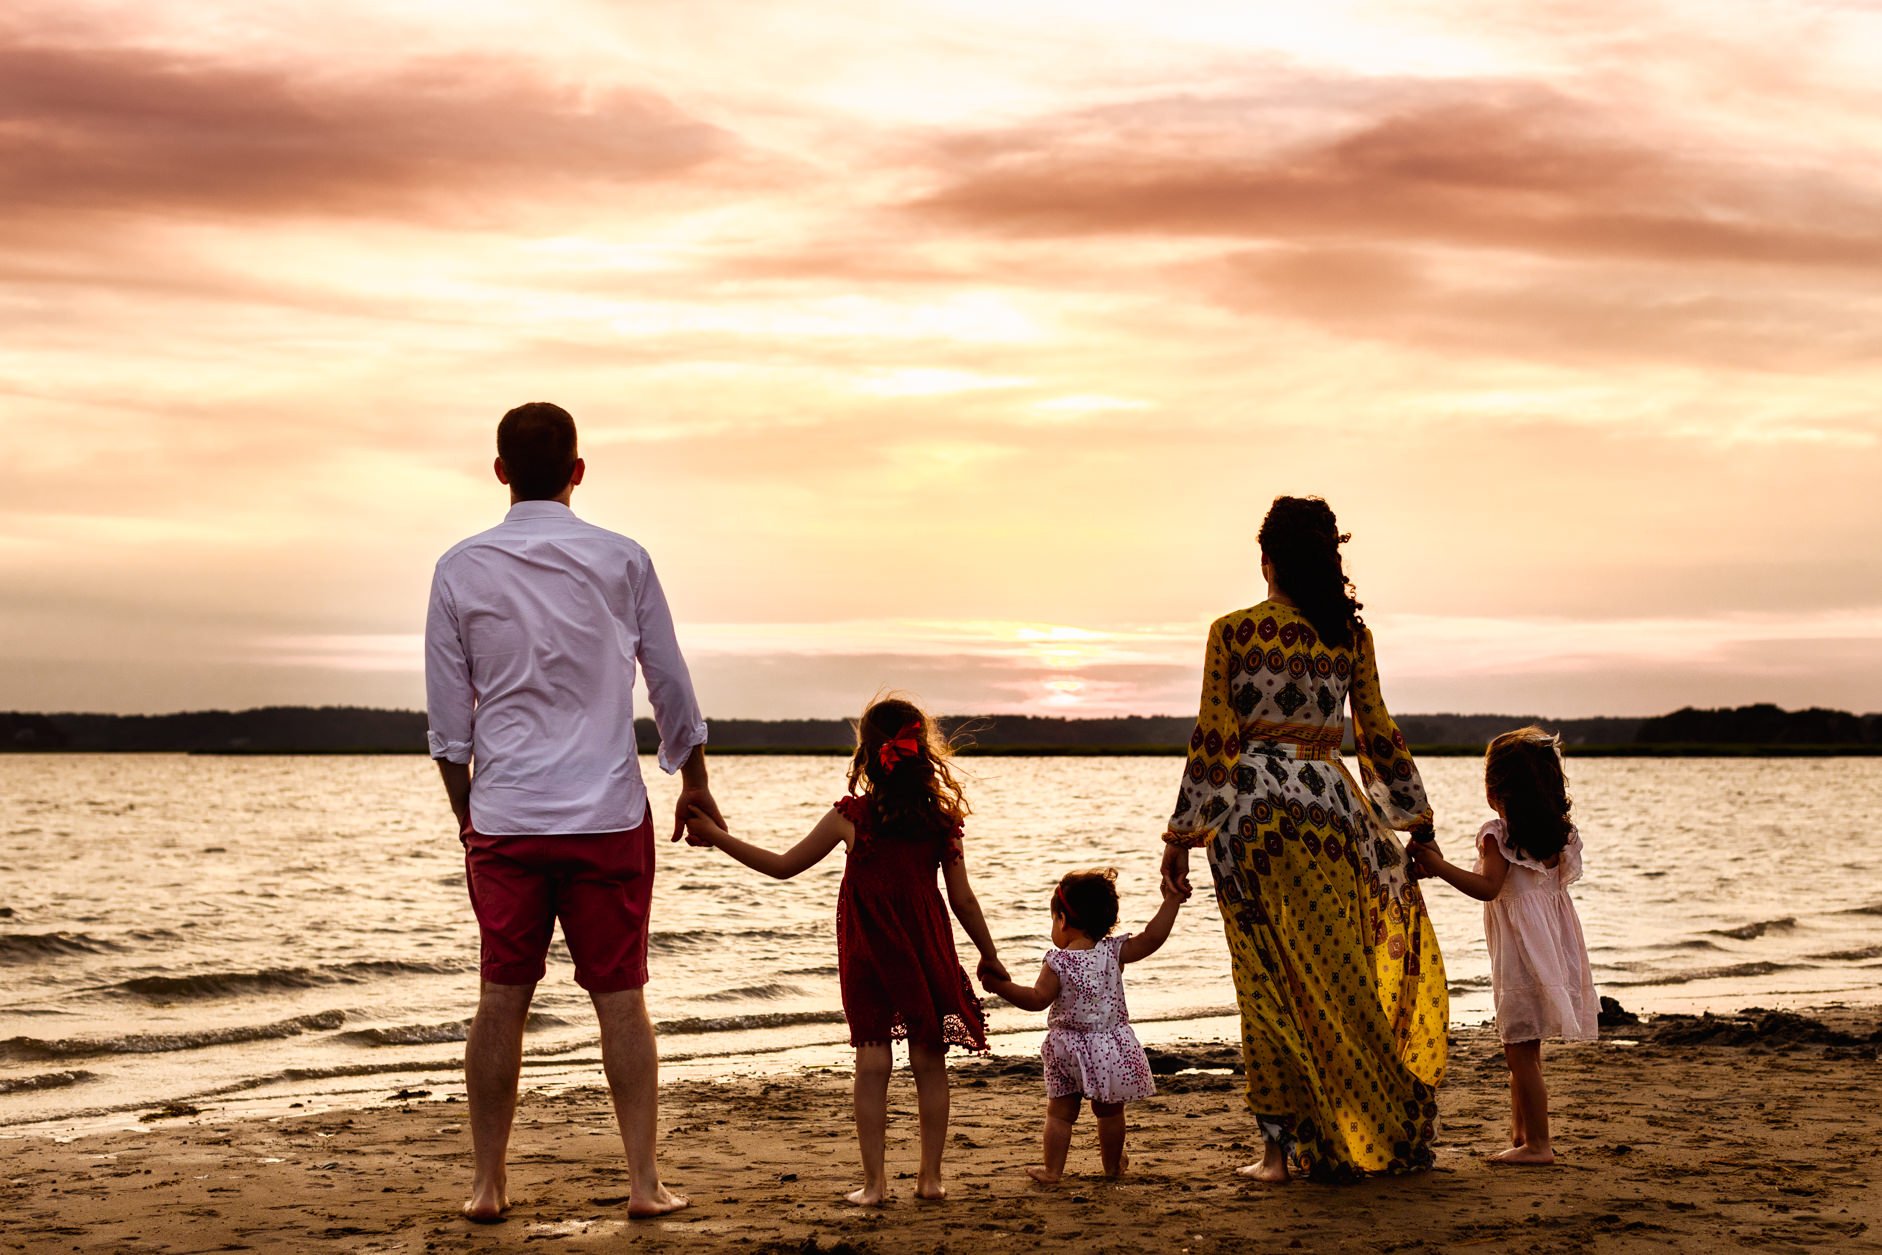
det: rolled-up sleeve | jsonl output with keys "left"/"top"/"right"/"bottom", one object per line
{"left": 424, "top": 564, "right": 474, "bottom": 764}
{"left": 632, "top": 555, "right": 707, "bottom": 774}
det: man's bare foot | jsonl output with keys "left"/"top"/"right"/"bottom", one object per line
{"left": 462, "top": 1179, "right": 510, "bottom": 1224}
{"left": 845, "top": 1185, "right": 887, "bottom": 1207}
{"left": 1026, "top": 1165, "right": 1062, "bottom": 1185}
{"left": 1236, "top": 1159, "right": 1289, "bottom": 1184}
{"left": 1490, "top": 1145, "right": 1555, "bottom": 1166}
{"left": 626, "top": 1185, "right": 690, "bottom": 1218}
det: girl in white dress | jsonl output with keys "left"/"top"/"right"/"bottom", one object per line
{"left": 983, "top": 868, "right": 1184, "bottom": 1182}
{"left": 1412, "top": 727, "right": 1597, "bottom": 1166}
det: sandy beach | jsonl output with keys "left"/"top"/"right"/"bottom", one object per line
{"left": 3, "top": 1008, "right": 1877, "bottom": 1254}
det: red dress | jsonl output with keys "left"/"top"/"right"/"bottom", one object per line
{"left": 834, "top": 795, "right": 989, "bottom": 1052}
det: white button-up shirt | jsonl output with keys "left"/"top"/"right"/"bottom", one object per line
{"left": 424, "top": 500, "right": 707, "bottom": 835}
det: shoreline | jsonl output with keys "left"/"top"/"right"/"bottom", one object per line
{"left": 3, "top": 1007, "right": 1876, "bottom": 1253}
{"left": 8, "top": 743, "right": 1882, "bottom": 757}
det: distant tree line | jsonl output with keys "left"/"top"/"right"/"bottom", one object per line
{"left": 3, "top": 703, "right": 1878, "bottom": 755}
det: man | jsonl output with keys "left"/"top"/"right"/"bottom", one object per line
{"left": 425, "top": 401, "right": 719, "bottom": 1222}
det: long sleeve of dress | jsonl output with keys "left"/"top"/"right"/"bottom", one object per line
{"left": 1165, "top": 617, "right": 1241, "bottom": 847}
{"left": 1349, "top": 625, "right": 1435, "bottom": 839}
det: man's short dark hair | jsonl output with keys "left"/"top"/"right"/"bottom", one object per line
{"left": 497, "top": 402, "right": 579, "bottom": 500}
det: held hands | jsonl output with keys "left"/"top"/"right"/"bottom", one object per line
{"left": 1408, "top": 838, "right": 1443, "bottom": 877}
{"left": 672, "top": 785, "right": 725, "bottom": 844}
{"left": 976, "top": 955, "right": 1010, "bottom": 990}
{"left": 1160, "top": 842, "right": 1194, "bottom": 900}
{"left": 682, "top": 805, "right": 730, "bottom": 849}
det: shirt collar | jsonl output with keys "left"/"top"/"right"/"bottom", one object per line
{"left": 504, "top": 500, "right": 575, "bottom": 523}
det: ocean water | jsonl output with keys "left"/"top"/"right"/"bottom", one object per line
{"left": 2, "top": 753, "right": 1878, "bottom": 1135}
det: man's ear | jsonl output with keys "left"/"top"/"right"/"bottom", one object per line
{"left": 568, "top": 457, "right": 586, "bottom": 487}
{"left": 494, "top": 455, "right": 511, "bottom": 486}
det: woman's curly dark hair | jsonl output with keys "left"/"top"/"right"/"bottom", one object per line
{"left": 1257, "top": 495, "right": 1363, "bottom": 650}
{"left": 846, "top": 695, "right": 970, "bottom": 838}
{"left": 1052, "top": 868, "right": 1121, "bottom": 941}
{"left": 1485, "top": 727, "right": 1574, "bottom": 863}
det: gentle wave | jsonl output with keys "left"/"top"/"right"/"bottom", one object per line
{"left": 339, "top": 1012, "right": 568, "bottom": 1047}
{"left": 1807, "top": 944, "right": 1882, "bottom": 962}
{"left": 0, "top": 1069, "right": 96, "bottom": 1095}
{"left": 647, "top": 926, "right": 819, "bottom": 957}
{"left": 696, "top": 982, "right": 806, "bottom": 1004}
{"left": 1605, "top": 961, "right": 1806, "bottom": 989}
{"left": 0, "top": 932, "right": 123, "bottom": 962}
{"left": 107, "top": 959, "right": 465, "bottom": 1001}
{"left": 1704, "top": 917, "right": 1797, "bottom": 941}
{"left": 1839, "top": 902, "right": 1882, "bottom": 917}
{"left": 0, "top": 1010, "right": 347, "bottom": 1061}
{"left": 655, "top": 1010, "right": 849, "bottom": 1036}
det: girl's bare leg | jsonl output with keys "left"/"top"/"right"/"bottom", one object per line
{"left": 1491, "top": 1040, "right": 1554, "bottom": 1165}
{"left": 1508, "top": 1061, "right": 1526, "bottom": 1147}
{"left": 848, "top": 1045, "right": 893, "bottom": 1205}
{"left": 1092, "top": 1100, "right": 1127, "bottom": 1178}
{"left": 908, "top": 1042, "right": 950, "bottom": 1200}
{"left": 1029, "top": 1096, "right": 1080, "bottom": 1184}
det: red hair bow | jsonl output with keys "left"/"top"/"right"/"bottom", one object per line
{"left": 877, "top": 722, "right": 923, "bottom": 770}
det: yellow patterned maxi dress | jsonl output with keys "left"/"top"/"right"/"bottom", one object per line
{"left": 1165, "top": 601, "right": 1447, "bottom": 1180}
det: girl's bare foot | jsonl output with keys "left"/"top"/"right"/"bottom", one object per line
{"left": 462, "top": 1178, "right": 510, "bottom": 1223}
{"left": 914, "top": 1178, "right": 947, "bottom": 1202}
{"left": 1103, "top": 1152, "right": 1130, "bottom": 1180}
{"left": 627, "top": 1186, "right": 690, "bottom": 1218}
{"left": 1490, "top": 1145, "right": 1555, "bottom": 1166}
{"left": 1026, "top": 1166, "right": 1062, "bottom": 1185}
{"left": 845, "top": 1185, "right": 887, "bottom": 1207}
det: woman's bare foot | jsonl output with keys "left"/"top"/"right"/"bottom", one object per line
{"left": 462, "top": 1178, "right": 510, "bottom": 1224}
{"left": 1490, "top": 1145, "right": 1555, "bottom": 1166}
{"left": 1026, "top": 1166, "right": 1062, "bottom": 1185}
{"left": 845, "top": 1185, "right": 887, "bottom": 1207}
{"left": 626, "top": 1185, "right": 690, "bottom": 1218}
{"left": 1236, "top": 1141, "right": 1289, "bottom": 1184}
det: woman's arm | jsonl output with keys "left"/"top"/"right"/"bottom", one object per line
{"left": 1120, "top": 880, "right": 1187, "bottom": 964}
{"left": 985, "top": 960, "right": 1061, "bottom": 1013}
{"left": 1349, "top": 625, "right": 1436, "bottom": 841}
{"left": 942, "top": 855, "right": 1007, "bottom": 981}
{"left": 1410, "top": 837, "right": 1509, "bottom": 901}
{"left": 1163, "top": 618, "right": 1240, "bottom": 893}
{"left": 685, "top": 806, "right": 847, "bottom": 880}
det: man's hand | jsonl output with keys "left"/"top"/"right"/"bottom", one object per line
{"left": 673, "top": 786, "right": 725, "bottom": 843}
{"left": 681, "top": 805, "right": 729, "bottom": 849}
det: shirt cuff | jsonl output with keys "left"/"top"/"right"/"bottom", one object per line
{"left": 427, "top": 731, "right": 473, "bottom": 764}
{"left": 656, "top": 721, "right": 709, "bottom": 775}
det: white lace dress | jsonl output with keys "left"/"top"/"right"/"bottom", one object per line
{"left": 1477, "top": 819, "right": 1598, "bottom": 1044}
{"left": 1041, "top": 934, "right": 1156, "bottom": 1104}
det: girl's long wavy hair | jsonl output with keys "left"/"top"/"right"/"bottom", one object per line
{"left": 1257, "top": 495, "right": 1363, "bottom": 650}
{"left": 846, "top": 695, "right": 970, "bottom": 838}
{"left": 1485, "top": 727, "right": 1575, "bottom": 862}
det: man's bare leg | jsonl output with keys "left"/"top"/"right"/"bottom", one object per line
{"left": 464, "top": 980, "right": 535, "bottom": 1221}
{"left": 592, "top": 988, "right": 688, "bottom": 1216}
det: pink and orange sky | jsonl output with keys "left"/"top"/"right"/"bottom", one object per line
{"left": 5, "top": 0, "right": 1881, "bottom": 719}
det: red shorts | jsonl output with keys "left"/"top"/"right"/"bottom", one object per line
{"left": 462, "top": 811, "right": 655, "bottom": 993}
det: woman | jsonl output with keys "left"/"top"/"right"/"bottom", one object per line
{"left": 1161, "top": 496, "right": 1447, "bottom": 1183}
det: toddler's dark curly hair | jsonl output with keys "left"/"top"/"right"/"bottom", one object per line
{"left": 1052, "top": 868, "right": 1121, "bottom": 940}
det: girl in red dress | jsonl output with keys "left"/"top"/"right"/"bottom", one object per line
{"left": 683, "top": 696, "right": 1006, "bottom": 1205}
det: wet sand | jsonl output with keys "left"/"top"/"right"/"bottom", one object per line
{"left": 3, "top": 1010, "right": 1877, "bottom": 1254}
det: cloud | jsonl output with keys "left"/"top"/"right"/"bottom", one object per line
{"left": 906, "top": 82, "right": 1882, "bottom": 271}
{"left": 0, "top": 32, "right": 738, "bottom": 226}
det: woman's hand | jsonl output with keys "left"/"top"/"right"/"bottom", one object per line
{"left": 1407, "top": 839, "right": 1442, "bottom": 876}
{"left": 1161, "top": 842, "right": 1193, "bottom": 899}
{"left": 976, "top": 955, "right": 1010, "bottom": 987}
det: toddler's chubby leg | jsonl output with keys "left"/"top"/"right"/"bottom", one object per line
{"left": 848, "top": 1044, "right": 894, "bottom": 1205}
{"left": 1491, "top": 1040, "right": 1555, "bottom": 1166}
{"left": 1028, "top": 1096, "right": 1081, "bottom": 1184}
{"left": 1092, "top": 1101, "right": 1127, "bottom": 1179}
